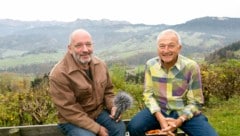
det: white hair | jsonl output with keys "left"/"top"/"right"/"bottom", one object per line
{"left": 157, "top": 29, "right": 182, "bottom": 45}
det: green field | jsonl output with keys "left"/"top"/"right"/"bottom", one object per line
{"left": 203, "top": 96, "right": 240, "bottom": 136}
{"left": 0, "top": 51, "right": 64, "bottom": 70}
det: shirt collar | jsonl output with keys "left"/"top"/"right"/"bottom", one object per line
{"left": 175, "top": 55, "right": 181, "bottom": 70}
{"left": 158, "top": 55, "right": 182, "bottom": 70}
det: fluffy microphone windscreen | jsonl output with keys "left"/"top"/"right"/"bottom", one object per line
{"left": 113, "top": 91, "right": 133, "bottom": 120}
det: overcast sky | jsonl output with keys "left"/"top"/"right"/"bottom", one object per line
{"left": 0, "top": 0, "right": 239, "bottom": 25}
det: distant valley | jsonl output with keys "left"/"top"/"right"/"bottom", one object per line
{"left": 0, "top": 16, "right": 240, "bottom": 74}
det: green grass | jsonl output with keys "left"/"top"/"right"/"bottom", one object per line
{"left": 0, "top": 49, "right": 26, "bottom": 58}
{"left": 121, "top": 95, "right": 240, "bottom": 136}
{"left": 202, "top": 96, "right": 240, "bottom": 136}
{"left": 0, "top": 52, "right": 64, "bottom": 70}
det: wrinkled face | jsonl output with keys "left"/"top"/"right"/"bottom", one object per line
{"left": 157, "top": 32, "right": 181, "bottom": 67}
{"left": 68, "top": 31, "right": 93, "bottom": 65}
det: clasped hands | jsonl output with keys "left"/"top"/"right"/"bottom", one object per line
{"left": 159, "top": 117, "right": 183, "bottom": 136}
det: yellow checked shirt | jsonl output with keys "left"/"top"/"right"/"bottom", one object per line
{"left": 143, "top": 55, "right": 204, "bottom": 119}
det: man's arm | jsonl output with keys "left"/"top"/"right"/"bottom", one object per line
{"left": 49, "top": 76, "right": 101, "bottom": 134}
{"left": 181, "top": 63, "right": 204, "bottom": 119}
{"left": 103, "top": 66, "right": 115, "bottom": 111}
{"left": 143, "top": 65, "right": 172, "bottom": 131}
{"left": 143, "top": 65, "right": 161, "bottom": 114}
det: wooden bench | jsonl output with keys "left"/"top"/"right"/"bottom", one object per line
{"left": 0, "top": 120, "right": 186, "bottom": 136}
{"left": 0, "top": 124, "right": 64, "bottom": 136}
{"left": 0, "top": 121, "right": 129, "bottom": 136}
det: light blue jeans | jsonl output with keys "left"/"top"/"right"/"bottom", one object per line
{"left": 127, "top": 108, "right": 218, "bottom": 136}
{"left": 58, "top": 110, "right": 126, "bottom": 136}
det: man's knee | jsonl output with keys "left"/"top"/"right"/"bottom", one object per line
{"left": 127, "top": 121, "right": 144, "bottom": 135}
{"left": 58, "top": 123, "right": 95, "bottom": 136}
{"left": 111, "top": 121, "right": 126, "bottom": 135}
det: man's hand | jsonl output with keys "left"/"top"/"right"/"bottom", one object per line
{"left": 154, "top": 112, "right": 175, "bottom": 136}
{"left": 109, "top": 106, "right": 121, "bottom": 122}
{"left": 98, "top": 126, "right": 108, "bottom": 136}
{"left": 161, "top": 117, "right": 186, "bottom": 136}
{"left": 161, "top": 118, "right": 178, "bottom": 133}
{"left": 158, "top": 118, "right": 175, "bottom": 136}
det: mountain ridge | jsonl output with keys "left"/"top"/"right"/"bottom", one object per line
{"left": 0, "top": 16, "right": 240, "bottom": 68}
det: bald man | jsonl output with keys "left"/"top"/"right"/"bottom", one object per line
{"left": 49, "top": 29, "right": 125, "bottom": 136}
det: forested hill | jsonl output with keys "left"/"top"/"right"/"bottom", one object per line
{"left": 205, "top": 41, "right": 240, "bottom": 63}
{"left": 1, "top": 17, "right": 240, "bottom": 53}
{"left": 173, "top": 17, "right": 240, "bottom": 42}
{"left": 0, "top": 16, "right": 240, "bottom": 74}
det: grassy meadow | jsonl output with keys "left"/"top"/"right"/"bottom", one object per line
{"left": 203, "top": 96, "right": 240, "bottom": 136}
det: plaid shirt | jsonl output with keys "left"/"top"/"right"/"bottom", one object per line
{"left": 143, "top": 55, "right": 204, "bottom": 119}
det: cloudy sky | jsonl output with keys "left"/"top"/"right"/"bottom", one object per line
{"left": 0, "top": 0, "right": 239, "bottom": 25}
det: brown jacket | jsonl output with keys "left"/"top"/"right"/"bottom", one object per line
{"left": 49, "top": 52, "right": 115, "bottom": 134}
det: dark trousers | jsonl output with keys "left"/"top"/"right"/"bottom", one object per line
{"left": 127, "top": 108, "right": 218, "bottom": 136}
{"left": 58, "top": 110, "right": 126, "bottom": 136}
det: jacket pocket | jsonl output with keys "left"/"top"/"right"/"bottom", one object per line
{"left": 74, "top": 87, "right": 92, "bottom": 102}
